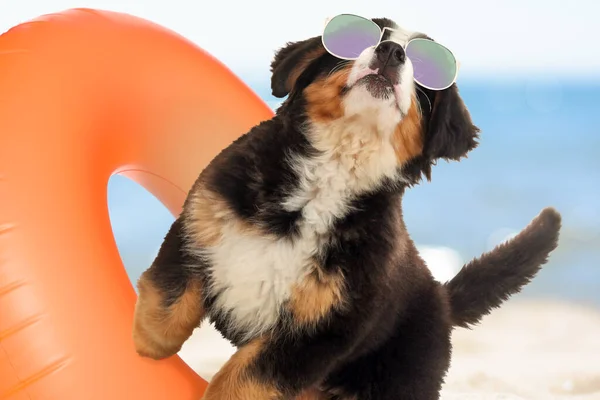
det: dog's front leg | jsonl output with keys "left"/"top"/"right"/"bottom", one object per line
{"left": 132, "top": 218, "right": 206, "bottom": 360}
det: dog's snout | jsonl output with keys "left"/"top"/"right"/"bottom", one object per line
{"left": 375, "top": 41, "right": 405, "bottom": 67}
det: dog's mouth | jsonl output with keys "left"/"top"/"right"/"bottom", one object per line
{"left": 357, "top": 73, "right": 394, "bottom": 100}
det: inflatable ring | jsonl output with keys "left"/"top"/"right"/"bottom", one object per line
{"left": 0, "top": 8, "right": 273, "bottom": 400}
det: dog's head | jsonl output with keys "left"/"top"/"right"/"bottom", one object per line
{"left": 270, "top": 17, "right": 479, "bottom": 182}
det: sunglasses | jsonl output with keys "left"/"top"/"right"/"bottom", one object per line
{"left": 321, "top": 14, "right": 459, "bottom": 91}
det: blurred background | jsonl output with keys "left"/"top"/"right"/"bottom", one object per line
{"left": 2, "top": 1, "right": 599, "bottom": 398}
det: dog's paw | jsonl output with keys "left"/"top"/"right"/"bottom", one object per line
{"left": 132, "top": 316, "right": 181, "bottom": 360}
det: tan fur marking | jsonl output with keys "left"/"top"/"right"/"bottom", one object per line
{"left": 289, "top": 264, "right": 346, "bottom": 326}
{"left": 392, "top": 97, "right": 423, "bottom": 164}
{"left": 287, "top": 47, "right": 327, "bottom": 94}
{"left": 132, "top": 272, "right": 203, "bottom": 359}
{"left": 305, "top": 68, "right": 352, "bottom": 123}
{"left": 186, "top": 180, "right": 263, "bottom": 248}
{"left": 202, "top": 337, "right": 281, "bottom": 400}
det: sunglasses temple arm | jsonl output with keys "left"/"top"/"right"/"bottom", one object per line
{"left": 380, "top": 26, "right": 390, "bottom": 42}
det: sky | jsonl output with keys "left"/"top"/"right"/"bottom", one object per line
{"left": 1, "top": 0, "right": 600, "bottom": 81}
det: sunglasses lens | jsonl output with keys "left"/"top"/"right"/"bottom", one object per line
{"left": 406, "top": 39, "right": 457, "bottom": 90}
{"left": 323, "top": 14, "right": 381, "bottom": 59}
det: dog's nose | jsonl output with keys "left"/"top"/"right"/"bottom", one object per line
{"left": 375, "top": 41, "right": 405, "bottom": 67}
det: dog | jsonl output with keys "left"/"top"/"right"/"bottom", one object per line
{"left": 132, "top": 16, "right": 562, "bottom": 400}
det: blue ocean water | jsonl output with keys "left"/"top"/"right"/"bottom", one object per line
{"left": 108, "top": 77, "right": 600, "bottom": 307}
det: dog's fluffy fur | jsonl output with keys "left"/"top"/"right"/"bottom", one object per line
{"left": 132, "top": 17, "right": 562, "bottom": 400}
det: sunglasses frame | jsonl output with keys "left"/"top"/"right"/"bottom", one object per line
{"left": 321, "top": 13, "right": 460, "bottom": 91}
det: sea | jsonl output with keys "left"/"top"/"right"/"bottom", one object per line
{"left": 108, "top": 76, "right": 600, "bottom": 308}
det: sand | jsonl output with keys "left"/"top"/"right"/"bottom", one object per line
{"left": 179, "top": 300, "right": 600, "bottom": 399}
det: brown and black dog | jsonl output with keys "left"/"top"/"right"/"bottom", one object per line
{"left": 132, "top": 17, "right": 562, "bottom": 400}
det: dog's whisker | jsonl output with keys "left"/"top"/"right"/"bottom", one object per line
{"left": 328, "top": 60, "right": 352, "bottom": 77}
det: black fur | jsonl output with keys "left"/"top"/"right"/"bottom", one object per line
{"left": 446, "top": 208, "right": 562, "bottom": 328}
{"left": 146, "top": 218, "right": 196, "bottom": 307}
{"left": 271, "top": 36, "right": 324, "bottom": 98}
{"left": 424, "top": 84, "right": 479, "bottom": 161}
{"left": 199, "top": 118, "right": 318, "bottom": 238}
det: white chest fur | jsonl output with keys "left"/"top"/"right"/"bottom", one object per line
{"left": 206, "top": 223, "right": 316, "bottom": 341}
{"left": 205, "top": 124, "right": 399, "bottom": 341}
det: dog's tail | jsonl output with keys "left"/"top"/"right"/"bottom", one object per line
{"left": 445, "top": 207, "right": 562, "bottom": 329}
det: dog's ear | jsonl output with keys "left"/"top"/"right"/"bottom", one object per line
{"left": 424, "top": 84, "right": 479, "bottom": 162}
{"left": 270, "top": 36, "right": 325, "bottom": 98}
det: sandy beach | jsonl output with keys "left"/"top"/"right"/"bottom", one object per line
{"left": 179, "top": 299, "right": 600, "bottom": 400}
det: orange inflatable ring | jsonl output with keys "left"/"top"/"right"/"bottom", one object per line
{"left": 0, "top": 8, "right": 273, "bottom": 400}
